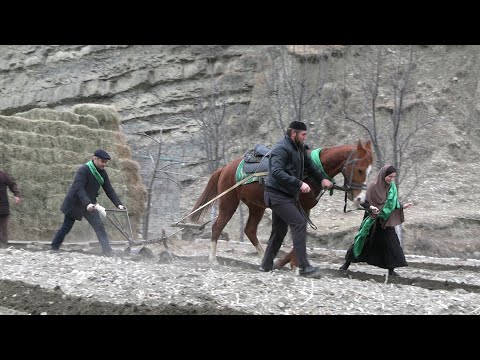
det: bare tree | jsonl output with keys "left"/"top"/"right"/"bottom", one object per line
{"left": 262, "top": 45, "right": 333, "bottom": 138}
{"left": 192, "top": 66, "right": 240, "bottom": 237}
{"left": 134, "top": 129, "right": 185, "bottom": 240}
{"left": 194, "top": 80, "right": 230, "bottom": 174}
{"left": 342, "top": 45, "right": 438, "bottom": 192}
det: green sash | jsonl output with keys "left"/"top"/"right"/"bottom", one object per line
{"left": 86, "top": 160, "right": 104, "bottom": 186}
{"left": 309, "top": 148, "right": 335, "bottom": 195}
{"left": 352, "top": 182, "right": 400, "bottom": 257}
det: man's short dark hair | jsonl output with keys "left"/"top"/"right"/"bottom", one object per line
{"left": 288, "top": 121, "right": 307, "bottom": 131}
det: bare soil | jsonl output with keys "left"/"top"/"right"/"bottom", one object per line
{"left": 2, "top": 231, "right": 480, "bottom": 315}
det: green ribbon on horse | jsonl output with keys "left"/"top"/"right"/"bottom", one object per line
{"left": 352, "top": 181, "right": 401, "bottom": 257}
{"left": 309, "top": 148, "right": 336, "bottom": 196}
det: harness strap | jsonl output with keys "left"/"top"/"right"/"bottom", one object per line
{"left": 315, "top": 183, "right": 348, "bottom": 213}
{"left": 174, "top": 171, "right": 268, "bottom": 225}
{"left": 297, "top": 200, "right": 317, "bottom": 230}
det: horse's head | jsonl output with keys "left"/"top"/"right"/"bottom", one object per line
{"left": 341, "top": 140, "right": 374, "bottom": 205}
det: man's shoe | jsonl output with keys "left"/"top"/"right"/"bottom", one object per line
{"left": 50, "top": 245, "right": 60, "bottom": 252}
{"left": 259, "top": 266, "right": 272, "bottom": 272}
{"left": 299, "top": 265, "right": 319, "bottom": 276}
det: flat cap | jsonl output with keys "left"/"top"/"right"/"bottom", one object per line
{"left": 94, "top": 149, "right": 111, "bottom": 160}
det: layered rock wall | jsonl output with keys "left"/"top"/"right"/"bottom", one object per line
{"left": 1, "top": 45, "right": 480, "bottom": 250}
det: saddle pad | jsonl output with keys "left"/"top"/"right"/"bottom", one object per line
{"left": 235, "top": 159, "right": 268, "bottom": 184}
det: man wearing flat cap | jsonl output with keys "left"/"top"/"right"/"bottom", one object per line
{"left": 50, "top": 149, "right": 125, "bottom": 257}
{"left": 259, "top": 121, "right": 333, "bottom": 276}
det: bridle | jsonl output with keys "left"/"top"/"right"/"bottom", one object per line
{"left": 316, "top": 148, "right": 369, "bottom": 212}
{"left": 341, "top": 148, "right": 368, "bottom": 193}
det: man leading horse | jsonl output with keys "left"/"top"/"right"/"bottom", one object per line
{"left": 259, "top": 121, "right": 333, "bottom": 276}
{"left": 190, "top": 126, "right": 373, "bottom": 267}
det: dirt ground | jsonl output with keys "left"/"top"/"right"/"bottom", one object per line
{"left": 2, "top": 178, "right": 480, "bottom": 316}
{"left": 1, "top": 234, "right": 480, "bottom": 315}
{"left": 0, "top": 278, "right": 246, "bottom": 315}
{"left": 0, "top": 245, "right": 246, "bottom": 315}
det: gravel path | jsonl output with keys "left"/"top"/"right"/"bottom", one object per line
{"left": 1, "top": 240, "right": 480, "bottom": 315}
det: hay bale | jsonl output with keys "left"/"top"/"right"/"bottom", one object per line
{"left": 14, "top": 108, "right": 100, "bottom": 129}
{"left": 1, "top": 106, "right": 146, "bottom": 244}
{"left": 72, "top": 104, "right": 120, "bottom": 131}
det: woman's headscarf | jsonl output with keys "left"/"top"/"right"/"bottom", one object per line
{"left": 366, "top": 164, "right": 404, "bottom": 227}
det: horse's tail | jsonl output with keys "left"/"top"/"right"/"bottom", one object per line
{"left": 190, "top": 166, "right": 223, "bottom": 222}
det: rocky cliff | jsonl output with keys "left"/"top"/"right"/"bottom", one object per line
{"left": 0, "top": 45, "right": 479, "bottom": 257}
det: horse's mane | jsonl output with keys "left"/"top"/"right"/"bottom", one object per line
{"left": 325, "top": 140, "right": 373, "bottom": 156}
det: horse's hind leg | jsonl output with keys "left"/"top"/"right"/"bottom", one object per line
{"left": 244, "top": 206, "right": 266, "bottom": 258}
{"left": 209, "top": 195, "right": 240, "bottom": 263}
{"left": 273, "top": 249, "right": 300, "bottom": 270}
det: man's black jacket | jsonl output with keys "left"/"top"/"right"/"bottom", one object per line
{"left": 60, "top": 164, "right": 122, "bottom": 220}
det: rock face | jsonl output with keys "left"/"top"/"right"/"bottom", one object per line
{"left": 0, "top": 45, "right": 479, "bottom": 258}
{"left": 0, "top": 104, "right": 146, "bottom": 242}
{"left": 0, "top": 45, "right": 274, "bottom": 240}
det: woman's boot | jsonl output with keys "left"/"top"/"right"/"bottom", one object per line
{"left": 339, "top": 261, "right": 351, "bottom": 271}
{"left": 388, "top": 268, "right": 399, "bottom": 276}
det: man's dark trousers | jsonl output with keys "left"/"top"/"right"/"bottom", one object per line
{"left": 261, "top": 201, "right": 309, "bottom": 270}
{"left": 51, "top": 211, "right": 112, "bottom": 254}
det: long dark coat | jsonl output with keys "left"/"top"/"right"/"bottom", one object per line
{"left": 61, "top": 164, "right": 122, "bottom": 221}
{"left": 0, "top": 171, "right": 21, "bottom": 216}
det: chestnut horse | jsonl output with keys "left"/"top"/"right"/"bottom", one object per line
{"left": 190, "top": 140, "right": 374, "bottom": 267}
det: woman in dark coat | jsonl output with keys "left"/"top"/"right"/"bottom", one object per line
{"left": 0, "top": 170, "right": 22, "bottom": 246}
{"left": 339, "top": 164, "right": 413, "bottom": 276}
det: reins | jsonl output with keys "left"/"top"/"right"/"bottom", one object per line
{"left": 314, "top": 147, "right": 367, "bottom": 213}
{"left": 297, "top": 200, "right": 317, "bottom": 230}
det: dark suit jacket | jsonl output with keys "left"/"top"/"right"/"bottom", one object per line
{"left": 0, "top": 171, "right": 21, "bottom": 216}
{"left": 60, "top": 164, "right": 122, "bottom": 220}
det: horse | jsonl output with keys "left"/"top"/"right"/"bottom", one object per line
{"left": 189, "top": 140, "right": 374, "bottom": 268}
